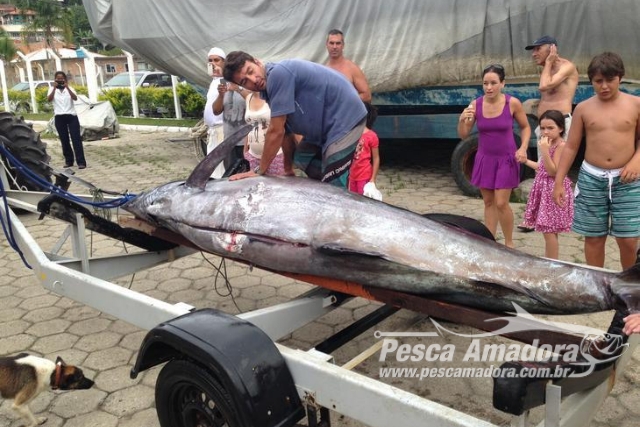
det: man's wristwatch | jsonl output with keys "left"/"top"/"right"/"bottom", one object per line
{"left": 254, "top": 165, "right": 265, "bottom": 175}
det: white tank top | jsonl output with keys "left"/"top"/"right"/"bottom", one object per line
{"left": 244, "top": 93, "right": 281, "bottom": 158}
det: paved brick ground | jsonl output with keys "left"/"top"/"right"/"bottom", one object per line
{"left": 1, "top": 129, "right": 638, "bottom": 427}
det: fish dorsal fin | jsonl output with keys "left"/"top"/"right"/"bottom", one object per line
{"left": 185, "top": 123, "right": 254, "bottom": 190}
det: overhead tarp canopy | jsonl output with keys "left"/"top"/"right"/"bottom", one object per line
{"left": 82, "top": 0, "right": 640, "bottom": 93}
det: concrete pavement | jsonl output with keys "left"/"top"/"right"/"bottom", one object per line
{"left": 0, "top": 130, "right": 638, "bottom": 427}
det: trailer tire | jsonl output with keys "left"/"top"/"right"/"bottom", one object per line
{"left": 155, "top": 359, "right": 243, "bottom": 427}
{"left": 0, "top": 112, "right": 51, "bottom": 191}
{"left": 451, "top": 135, "right": 481, "bottom": 198}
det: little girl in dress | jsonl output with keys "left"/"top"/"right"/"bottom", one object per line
{"left": 519, "top": 109, "right": 574, "bottom": 259}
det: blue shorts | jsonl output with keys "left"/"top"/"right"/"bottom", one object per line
{"left": 572, "top": 161, "right": 640, "bottom": 237}
{"left": 293, "top": 119, "right": 366, "bottom": 188}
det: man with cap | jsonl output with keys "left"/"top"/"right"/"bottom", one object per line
{"left": 525, "top": 35, "right": 578, "bottom": 133}
{"left": 204, "top": 47, "right": 226, "bottom": 178}
{"left": 518, "top": 36, "right": 579, "bottom": 232}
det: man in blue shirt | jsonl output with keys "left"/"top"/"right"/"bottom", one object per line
{"left": 223, "top": 51, "right": 367, "bottom": 188}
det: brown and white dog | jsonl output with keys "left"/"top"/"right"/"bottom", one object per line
{"left": 0, "top": 353, "right": 94, "bottom": 426}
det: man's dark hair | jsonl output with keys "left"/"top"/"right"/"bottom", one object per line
{"left": 223, "top": 51, "right": 256, "bottom": 83}
{"left": 364, "top": 102, "right": 378, "bottom": 129}
{"left": 587, "top": 52, "right": 625, "bottom": 82}
{"left": 327, "top": 29, "right": 344, "bottom": 41}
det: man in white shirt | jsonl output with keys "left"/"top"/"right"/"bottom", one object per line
{"left": 204, "top": 47, "right": 226, "bottom": 178}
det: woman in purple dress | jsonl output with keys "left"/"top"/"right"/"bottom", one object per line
{"left": 457, "top": 64, "right": 531, "bottom": 248}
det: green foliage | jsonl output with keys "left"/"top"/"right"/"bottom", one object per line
{"left": 0, "top": 87, "right": 51, "bottom": 113}
{"left": 98, "top": 86, "right": 205, "bottom": 118}
{"left": 98, "top": 47, "right": 124, "bottom": 56}
{"left": 14, "top": 0, "right": 74, "bottom": 48}
{"left": 177, "top": 84, "right": 206, "bottom": 117}
{"left": 0, "top": 29, "right": 17, "bottom": 61}
{"left": 1, "top": 85, "right": 89, "bottom": 113}
{"left": 98, "top": 88, "right": 134, "bottom": 116}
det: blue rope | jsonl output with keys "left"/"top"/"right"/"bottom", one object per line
{"left": 1, "top": 143, "right": 140, "bottom": 269}
{"left": 0, "top": 176, "right": 31, "bottom": 269}
{"left": 0, "top": 144, "right": 137, "bottom": 208}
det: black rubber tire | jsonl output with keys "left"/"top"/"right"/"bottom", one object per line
{"left": 155, "top": 359, "right": 243, "bottom": 427}
{"left": 451, "top": 134, "right": 526, "bottom": 198}
{"left": 450, "top": 135, "right": 481, "bottom": 198}
{"left": 0, "top": 112, "right": 51, "bottom": 191}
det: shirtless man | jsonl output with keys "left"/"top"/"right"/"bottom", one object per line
{"left": 526, "top": 36, "right": 579, "bottom": 125}
{"left": 325, "top": 29, "right": 371, "bottom": 102}
{"left": 553, "top": 52, "right": 640, "bottom": 270}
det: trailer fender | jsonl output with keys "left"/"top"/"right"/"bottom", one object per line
{"left": 131, "top": 308, "right": 305, "bottom": 427}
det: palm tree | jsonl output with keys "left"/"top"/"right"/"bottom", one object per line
{"left": 14, "top": 0, "right": 74, "bottom": 52}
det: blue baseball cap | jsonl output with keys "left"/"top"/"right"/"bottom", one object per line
{"left": 525, "top": 36, "right": 557, "bottom": 50}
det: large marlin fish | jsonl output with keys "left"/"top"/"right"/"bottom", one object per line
{"left": 124, "top": 125, "right": 640, "bottom": 315}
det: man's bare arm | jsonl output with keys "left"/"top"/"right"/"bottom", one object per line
{"left": 259, "top": 115, "right": 287, "bottom": 172}
{"left": 351, "top": 64, "right": 372, "bottom": 102}
{"left": 620, "top": 112, "right": 640, "bottom": 182}
{"left": 553, "top": 106, "right": 584, "bottom": 205}
{"left": 539, "top": 61, "right": 576, "bottom": 92}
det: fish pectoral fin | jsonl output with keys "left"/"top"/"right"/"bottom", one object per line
{"left": 487, "top": 280, "right": 552, "bottom": 308}
{"left": 317, "top": 243, "right": 385, "bottom": 258}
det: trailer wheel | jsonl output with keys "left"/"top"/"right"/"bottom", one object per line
{"left": 155, "top": 359, "right": 242, "bottom": 427}
{"left": 0, "top": 112, "right": 51, "bottom": 191}
{"left": 451, "top": 135, "right": 480, "bottom": 198}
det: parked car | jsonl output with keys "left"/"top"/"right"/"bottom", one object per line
{"left": 5, "top": 80, "right": 56, "bottom": 113}
{"left": 10, "top": 81, "right": 55, "bottom": 91}
{"left": 101, "top": 71, "right": 173, "bottom": 90}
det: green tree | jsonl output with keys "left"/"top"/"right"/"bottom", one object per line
{"left": 14, "top": 0, "right": 74, "bottom": 51}
{"left": 0, "top": 29, "right": 17, "bottom": 61}
{"left": 67, "top": 3, "right": 102, "bottom": 50}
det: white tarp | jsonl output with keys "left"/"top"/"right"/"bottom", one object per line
{"left": 48, "top": 96, "right": 120, "bottom": 141}
{"left": 82, "top": 0, "right": 640, "bottom": 93}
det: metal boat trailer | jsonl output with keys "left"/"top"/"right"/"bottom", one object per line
{"left": 1, "top": 178, "right": 638, "bottom": 427}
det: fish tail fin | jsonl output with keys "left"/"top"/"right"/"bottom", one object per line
{"left": 611, "top": 261, "right": 640, "bottom": 312}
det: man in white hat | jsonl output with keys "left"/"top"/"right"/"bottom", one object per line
{"left": 204, "top": 47, "right": 226, "bottom": 178}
